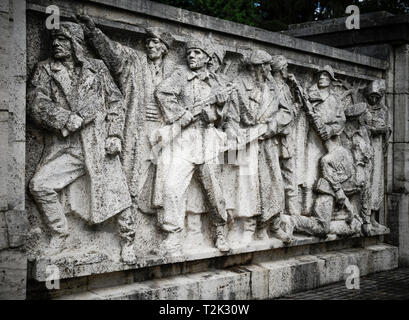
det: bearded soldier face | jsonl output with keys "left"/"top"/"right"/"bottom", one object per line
{"left": 52, "top": 35, "right": 72, "bottom": 60}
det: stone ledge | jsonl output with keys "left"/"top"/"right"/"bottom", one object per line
{"left": 32, "top": 229, "right": 389, "bottom": 282}
{"left": 27, "top": 0, "right": 388, "bottom": 70}
{"left": 54, "top": 244, "right": 398, "bottom": 300}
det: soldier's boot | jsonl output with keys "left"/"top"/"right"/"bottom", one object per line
{"left": 48, "top": 232, "right": 69, "bottom": 254}
{"left": 162, "top": 232, "right": 182, "bottom": 256}
{"left": 256, "top": 220, "right": 269, "bottom": 241}
{"left": 370, "top": 212, "right": 388, "bottom": 233}
{"left": 286, "top": 192, "right": 301, "bottom": 216}
{"left": 117, "top": 208, "right": 137, "bottom": 264}
{"left": 360, "top": 212, "right": 374, "bottom": 236}
{"left": 270, "top": 214, "right": 293, "bottom": 244}
{"left": 215, "top": 224, "right": 230, "bottom": 253}
{"left": 281, "top": 214, "right": 295, "bottom": 236}
{"left": 120, "top": 239, "right": 136, "bottom": 265}
{"left": 242, "top": 218, "right": 256, "bottom": 244}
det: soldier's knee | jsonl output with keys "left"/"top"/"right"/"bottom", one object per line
{"left": 164, "top": 178, "right": 181, "bottom": 197}
{"left": 29, "top": 175, "right": 50, "bottom": 196}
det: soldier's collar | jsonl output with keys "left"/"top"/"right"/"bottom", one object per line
{"left": 187, "top": 68, "right": 214, "bottom": 81}
{"left": 370, "top": 102, "right": 384, "bottom": 110}
{"left": 242, "top": 77, "right": 254, "bottom": 91}
{"left": 50, "top": 59, "right": 96, "bottom": 72}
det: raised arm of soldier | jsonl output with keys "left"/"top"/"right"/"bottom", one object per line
{"left": 76, "top": 14, "right": 141, "bottom": 93}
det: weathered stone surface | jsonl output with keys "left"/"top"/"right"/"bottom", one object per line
{"left": 0, "top": 211, "right": 8, "bottom": 250}
{"left": 25, "top": 13, "right": 390, "bottom": 271}
{"left": 53, "top": 244, "right": 397, "bottom": 300}
{"left": 8, "top": 142, "right": 25, "bottom": 210}
{"left": 31, "top": 230, "right": 390, "bottom": 282}
{"left": 0, "top": 0, "right": 403, "bottom": 300}
{"left": 0, "top": 111, "right": 8, "bottom": 211}
{"left": 0, "top": 249, "right": 27, "bottom": 300}
{"left": 386, "top": 193, "right": 409, "bottom": 266}
{"left": 5, "top": 210, "right": 29, "bottom": 248}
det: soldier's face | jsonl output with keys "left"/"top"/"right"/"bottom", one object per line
{"left": 318, "top": 72, "right": 331, "bottom": 88}
{"left": 187, "top": 49, "right": 209, "bottom": 70}
{"left": 52, "top": 35, "right": 72, "bottom": 60}
{"left": 368, "top": 93, "right": 381, "bottom": 106}
{"left": 146, "top": 38, "right": 167, "bottom": 60}
{"left": 280, "top": 65, "right": 288, "bottom": 79}
{"left": 253, "top": 64, "right": 271, "bottom": 81}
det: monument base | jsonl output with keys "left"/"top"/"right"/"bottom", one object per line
{"left": 27, "top": 236, "right": 398, "bottom": 300}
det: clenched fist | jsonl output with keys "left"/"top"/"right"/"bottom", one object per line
{"left": 75, "top": 14, "right": 96, "bottom": 37}
{"left": 66, "top": 114, "right": 84, "bottom": 132}
{"left": 179, "top": 111, "right": 194, "bottom": 128}
{"left": 105, "top": 137, "right": 122, "bottom": 156}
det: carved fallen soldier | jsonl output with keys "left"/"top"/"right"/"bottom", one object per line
{"left": 154, "top": 39, "right": 231, "bottom": 254}
{"left": 225, "top": 50, "right": 294, "bottom": 244}
{"left": 28, "top": 22, "right": 136, "bottom": 264}
{"left": 77, "top": 15, "right": 175, "bottom": 213}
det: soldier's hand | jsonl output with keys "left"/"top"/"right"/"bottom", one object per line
{"left": 201, "top": 105, "right": 218, "bottom": 124}
{"left": 263, "top": 119, "right": 277, "bottom": 138}
{"left": 216, "top": 92, "right": 229, "bottom": 106}
{"left": 66, "top": 114, "right": 84, "bottom": 132}
{"left": 320, "top": 129, "right": 330, "bottom": 141}
{"left": 226, "top": 128, "right": 238, "bottom": 141}
{"left": 105, "top": 137, "right": 122, "bottom": 156}
{"left": 180, "top": 111, "right": 193, "bottom": 128}
{"left": 75, "top": 14, "right": 96, "bottom": 36}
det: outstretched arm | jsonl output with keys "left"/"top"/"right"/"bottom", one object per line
{"left": 76, "top": 15, "right": 140, "bottom": 92}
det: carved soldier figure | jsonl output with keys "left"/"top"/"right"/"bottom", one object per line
{"left": 361, "top": 79, "right": 390, "bottom": 235}
{"left": 285, "top": 65, "right": 361, "bottom": 237}
{"left": 154, "top": 39, "right": 231, "bottom": 254}
{"left": 28, "top": 22, "right": 136, "bottom": 264}
{"left": 77, "top": 15, "right": 175, "bottom": 213}
{"left": 270, "top": 55, "right": 300, "bottom": 216}
{"left": 225, "top": 50, "right": 293, "bottom": 244}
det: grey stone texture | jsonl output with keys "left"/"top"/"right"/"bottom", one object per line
{"left": 52, "top": 244, "right": 397, "bottom": 300}
{"left": 0, "top": 249, "right": 27, "bottom": 300}
{"left": 0, "top": 0, "right": 28, "bottom": 300}
{"left": 0, "top": 0, "right": 406, "bottom": 300}
{"left": 285, "top": 12, "right": 409, "bottom": 266}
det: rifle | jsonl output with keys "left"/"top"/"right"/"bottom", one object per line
{"left": 288, "top": 76, "right": 328, "bottom": 140}
{"left": 150, "top": 84, "right": 235, "bottom": 160}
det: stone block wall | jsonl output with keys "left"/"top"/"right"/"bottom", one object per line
{"left": 0, "top": 0, "right": 29, "bottom": 300}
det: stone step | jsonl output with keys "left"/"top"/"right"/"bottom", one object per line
{"left": 55, "top": 244, "right": 398, "bottom": 300}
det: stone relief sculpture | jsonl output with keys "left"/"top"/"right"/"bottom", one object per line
{"left": 270, "top": 55, "right": 301, "bottom": 217}
{"left": 27, "top": 22, "right": 136, "bottom": 264}
{"left": 225, "top": 50, "right": 294, "bottom": 244}
{"left": 284, "top": 65, "right": 361, "bottom": 238}
{"left": 76, "top": 15, "right": 176, "bottom": 214}
{"left": 27, "top": 18, "right": 390, "bottom": 264}
{"left": 153, "top": 39, "right": 232, "bottom": 254}
{"left": 361, "top": 79, "right": 391, "bottom": 235}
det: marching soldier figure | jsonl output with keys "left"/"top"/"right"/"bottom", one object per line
{"left": 154, "top": 39, "right": 231, "bottom": 254}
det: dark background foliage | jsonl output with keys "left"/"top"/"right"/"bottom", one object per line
{"left": 152, "top": 0, "right": 409, "bottom": 31}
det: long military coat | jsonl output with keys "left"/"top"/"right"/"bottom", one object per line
{"left": 88, "top": 28, "right": 175, "bottom": 208}
{"left": 28, "top": 58, "right": 131, "bottom": 224}
{"left": 225, "top": 75, "right": 293, "bottom": 221}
